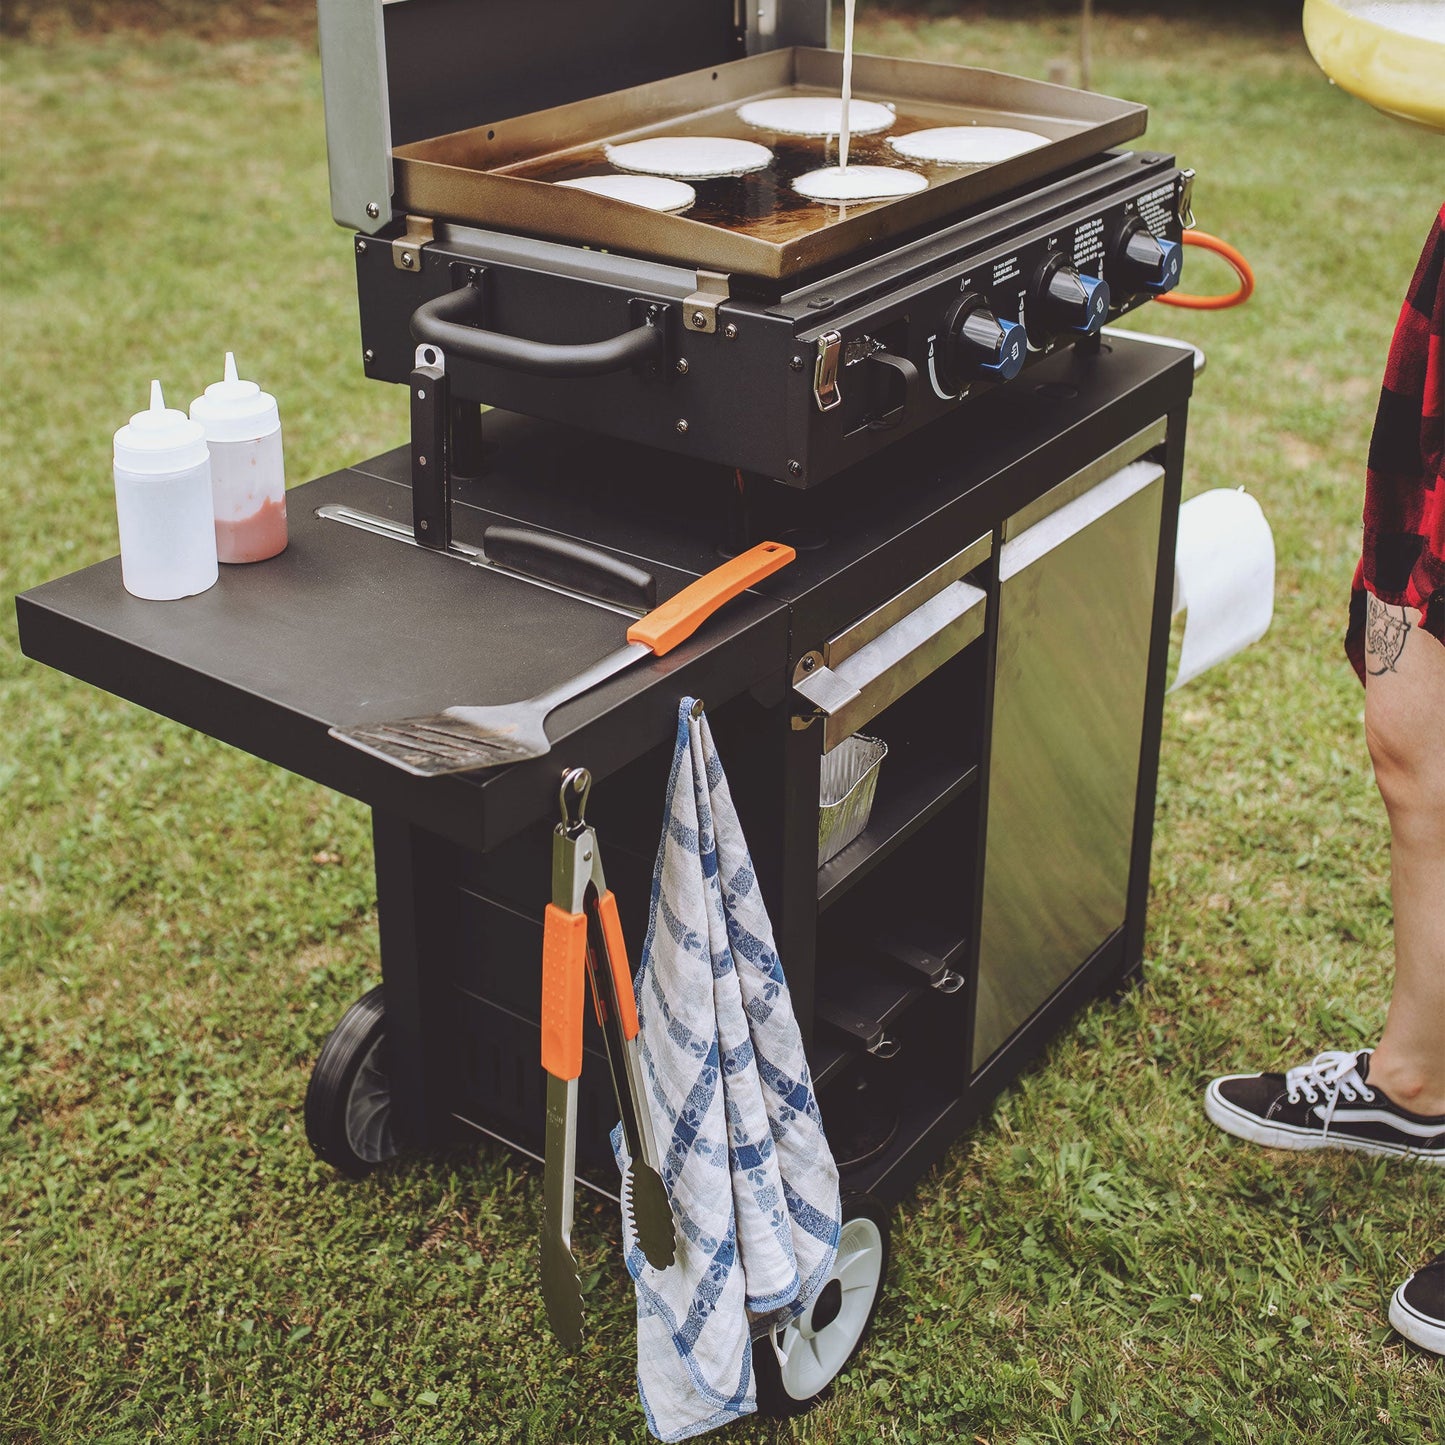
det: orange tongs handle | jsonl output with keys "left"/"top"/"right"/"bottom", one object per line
{"left": 626, "top": 540, "right": 795, "bottom": 657}
{"left": 542, "top": 889, "right": 639, "bottom": 1078}
{"left": 542, "top": 904, "right": 588, "bottom": 1081}
{"left": 593, "top": 889, "right": 639, "bottom": 1042}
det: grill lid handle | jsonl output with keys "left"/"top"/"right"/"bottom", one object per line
{"left": 410, "top": 281, "right": 666, "bottom": 379}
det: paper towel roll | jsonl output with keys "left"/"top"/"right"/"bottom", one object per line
{"left": 1170, "top": 487, "right": 1275, "bottom": 691}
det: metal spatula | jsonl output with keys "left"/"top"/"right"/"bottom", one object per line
{"left": 330, "top": 540, "right": 795, "bottom": 776}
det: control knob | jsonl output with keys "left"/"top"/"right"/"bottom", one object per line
{"left": 938, "top": 293, "right": 1027, "bottom": 391}
{"left": 1108, "top": 217, "right": 1183, "bottom": 296}
{"left": 1028, "top": 254, "right": 1111, "bottom": 338}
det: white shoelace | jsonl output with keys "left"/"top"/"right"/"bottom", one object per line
{"left": 1284, "top": 1049, "right": 1376, "bottom": 1140}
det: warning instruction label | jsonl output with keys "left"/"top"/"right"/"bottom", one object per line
{"left": 1137, "top": 181, "right": 1175, "bottom": 237}
{"left": 1072, "top": 217, "right": 1105, "bottom": 269}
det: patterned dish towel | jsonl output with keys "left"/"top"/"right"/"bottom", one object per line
{"left": 614, "top": 698, "right": 841, "bottom": 1442}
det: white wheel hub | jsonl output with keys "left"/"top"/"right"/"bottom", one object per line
{"left": 770, "top": 1215, "right": 884, "bottom": 1400}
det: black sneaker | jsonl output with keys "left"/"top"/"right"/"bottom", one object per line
{"left": 1390, "top": 1253, "right": 1445, "bottom": 1356}
{"left": 1204, "top": 1049, "right": 1445, "bottom": 1163}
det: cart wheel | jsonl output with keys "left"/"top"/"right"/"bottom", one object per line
{"left": 753, "top": 1191, "right": 891, "bottom": 1417}
{"left": 304, "top": 985, "right": 398, "bottom": 1178}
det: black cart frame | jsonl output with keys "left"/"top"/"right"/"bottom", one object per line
{"left": 17, "top": 335, "right": 1192, "bottom": 1207}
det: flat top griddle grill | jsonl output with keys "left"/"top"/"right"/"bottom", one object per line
{"left": 393, "top": 48, "right": 1147, "bottom": 280}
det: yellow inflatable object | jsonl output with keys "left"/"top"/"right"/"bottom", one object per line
{"left": 1302, "top": 0, "right": 1445, "bottom": 132}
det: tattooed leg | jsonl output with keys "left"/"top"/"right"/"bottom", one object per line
{"left": 1365, "top": 593, "right": 1411, "bottom": 675}
{"left": 1362, "top": 596, "right": 1445, "bottom": 1113}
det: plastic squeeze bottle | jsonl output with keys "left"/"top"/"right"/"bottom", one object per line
{"left": 113, "top": 381, "right": 219, "bottom": 601}
{"left": 190, "top": 353, "right": 287, "bottom": 563}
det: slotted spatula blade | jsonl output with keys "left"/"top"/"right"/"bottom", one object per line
{"left": 337, "top": 714, "right": 540, "bottom": 776}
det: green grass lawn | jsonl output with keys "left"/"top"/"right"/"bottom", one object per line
{"left": 2, "top": 9, "right": 1442, "bottom": 1442}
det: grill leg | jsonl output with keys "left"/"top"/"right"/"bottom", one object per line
{"left": 372, "top": 812, "right": 457, "bottom": 1151}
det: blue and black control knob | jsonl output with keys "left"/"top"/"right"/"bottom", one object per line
{"left": 939, "top": 293, "right": 1028, "bottom": 390}
{"left": 1107, "top": 217, "right": 1183, "bottom": 296}
{"left": 1028, "top": 254, "right": 1111, "bottom": 339}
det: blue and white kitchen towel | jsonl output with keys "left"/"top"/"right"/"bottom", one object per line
{"left": 614, "top": 699, "right": 841, "bottom": 1441}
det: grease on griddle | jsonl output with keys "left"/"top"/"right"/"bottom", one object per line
{"left": 530, "top": 127, "right": 942, "bottom": 245}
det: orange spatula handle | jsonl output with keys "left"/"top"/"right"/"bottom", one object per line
{"left": 593, "top": 889, "right": 639, "bottom": 1042}
{"left": 625, "top": 540, "right": 795, "bottom": 657}
{"left": 541, "top": 904, "right": 587, "bottom": 1080}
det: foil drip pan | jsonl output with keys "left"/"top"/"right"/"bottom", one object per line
{"left": 818, "top": 734, "right": 889, "bottom": 866}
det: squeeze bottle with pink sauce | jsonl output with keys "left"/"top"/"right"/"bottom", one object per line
{"left": 189, "top": 353, "right": 288, "bottom": 563}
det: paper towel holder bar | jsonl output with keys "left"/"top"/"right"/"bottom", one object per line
{"left": 1001, "top": 418, "right": 1167, "bottom": 541}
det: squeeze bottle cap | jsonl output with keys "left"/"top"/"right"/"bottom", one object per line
{"left": 189, "top": 353, "right": 281, "bottom": 443}
{"left": 114, "top": 381, "right": 211, "bottom": 475}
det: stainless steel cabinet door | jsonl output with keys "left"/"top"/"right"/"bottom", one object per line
{"left": 974, "top": 457, "right": 1165, "bottom": 1070}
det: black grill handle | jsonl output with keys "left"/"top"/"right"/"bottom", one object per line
{"left": 410, "top": 282, "right": 665, "bottom": 379}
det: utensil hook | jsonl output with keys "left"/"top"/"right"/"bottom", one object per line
{"left": 558, "top": 767, "right": 592, "bottom": 830}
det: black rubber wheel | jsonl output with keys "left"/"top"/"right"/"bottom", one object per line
{"left": 304, "top": 985, "right": 398, "bottom": 1178}
{"left": 753, "top": 1190, "right": 891, "bottom": 1418}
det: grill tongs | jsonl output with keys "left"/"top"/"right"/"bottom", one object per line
{"left": 540, "top": 768, "right": 675, "bottom": 1350}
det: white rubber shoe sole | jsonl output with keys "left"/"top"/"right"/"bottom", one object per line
{"left": 1204, "top": 1079, "right": 1445, "bottom": 1164}
{"left": 1389, "top": 1280, "right": 1445, "bottom": 1356}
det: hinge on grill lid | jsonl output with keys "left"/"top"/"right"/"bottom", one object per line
{"left": 682, "top": 270, "right": 730, "bottom": 333}
{"left": 814, "top": 330, "right": 843, "bottom": 412}
{"left": 392, "top": 215, "right": 435, "bottom": 272}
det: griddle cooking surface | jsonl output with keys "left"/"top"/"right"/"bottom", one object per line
{"left": 506, "top": 96, "right": 1061, "bottom": 247}
{"left": 393, "top": 49, "right": 1147, "bottom": 280}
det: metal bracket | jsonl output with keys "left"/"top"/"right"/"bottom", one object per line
{"left": 1176, "top": 169, "right": 1196, "bottom": 230}
{"left": 410, "top": 344, "right": 449, "bottom": 550}
{"left": 682, "top": 270, "right": 730, "bottom": 334}
{"left": 630, "top": 297, "right": 673, "bottom": 376}
{"left": 813, "top": 331, "right": 843, "bottom": 412}
{"left": 791, "top": 650, "right": 824, "bottom": 730}
{"left": 392, "top": 214, "right": 435, "bottom": 272}
{"left": 791, "top": 648, "right": 863, "bottom": 732}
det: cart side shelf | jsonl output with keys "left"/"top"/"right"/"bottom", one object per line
{"left": 817, "top": 757, "right": 979, "bottom": 911}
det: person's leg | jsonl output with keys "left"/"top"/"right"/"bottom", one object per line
{"left": 1361, "top": 594, "right": 1445, "bottom": 1116}
{"left": 1203, "top": 597, "right": 1445, "bottom": 1162}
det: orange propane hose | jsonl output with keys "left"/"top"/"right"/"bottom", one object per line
{"left": 1157, "top": 229, "right": 1255, "bottom": 310}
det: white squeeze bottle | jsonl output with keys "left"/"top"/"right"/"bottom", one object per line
{"left": 112, "top": 381, "right": 219, "bottom": 601}
{"left": 190, "top": 352, "right": 287, "bottom": 564}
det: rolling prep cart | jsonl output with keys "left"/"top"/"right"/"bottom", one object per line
{"left": 18, "top": 333, "right": 1192, "bottom": 1407}
{"left": 17, "top": 0, "right": 1201, "bottom": 1413}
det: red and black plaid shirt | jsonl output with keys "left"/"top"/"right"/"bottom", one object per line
{"left": 1345, "top": 203, "right": 1445, "bottom": 683}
